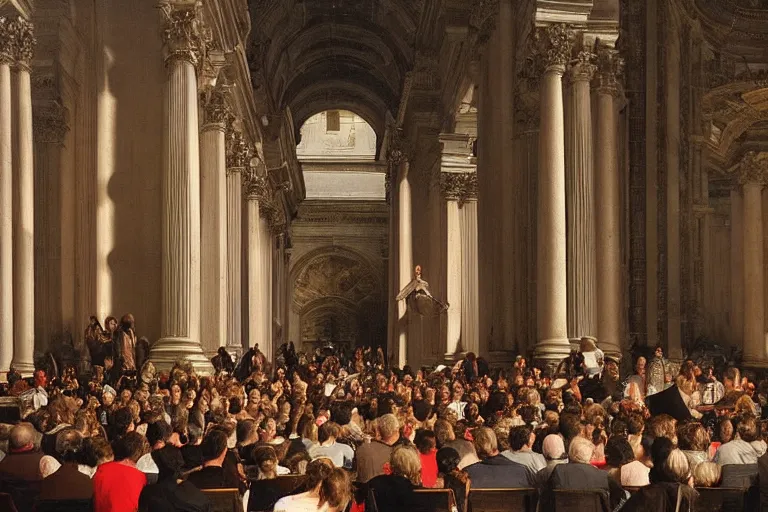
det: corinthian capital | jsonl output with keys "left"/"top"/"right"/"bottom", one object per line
{"left": 596, "top": 48, "right": 624, "bottom": 97}
{"left": 738, "top": 151, "right": 768, "bottom": 187}
{"left": 0, "top": 16, "right": 35, "bottom": 67}
{"left": 226, "top": 128, "right": 250, "bottom": 169}
{"left": 0, "top": 17, "right": 13, "bottom": 64}
{"left": 201, "top": 86, "right": 232, "bottom": 128}
{"left": 440, "top": 171, "right": 478, "bottom": 206}
{"left": 158, "top": 0, "right": 210, "bottom": 67}
{"left": 569, "top": 50, "right": 596, "bottom": 83}
{"left": 534, "top": 24, "right": 574, "bottom": 72}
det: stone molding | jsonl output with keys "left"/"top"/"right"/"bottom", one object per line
{"left": 440, "top": 171, "right": 478, "bottom": 206}
{"left": 595, "top": 47, "right": 623, "bottom": 97}
{"left": 33, "top": 101, "right": 68, "bottom": 144}
{"left": 738, "top": 151, "right": 768, "bottom": 187}
{"left": 158, "top": 0, "right": 211, "bottom": 67}
{"left": 0, "top": 16, "right": 35, "bottom": 66}
{"left": 534, "top": 23, "right": 574, "bottom": 72}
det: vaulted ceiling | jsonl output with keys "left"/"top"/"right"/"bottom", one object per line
{"left": 247, "top": 0, "right": 424, "bottom": 144}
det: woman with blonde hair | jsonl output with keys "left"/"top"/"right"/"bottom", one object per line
{"left": 367, "top": 445, "right": 425, "bottom": 512}
{"left": 692, "top": 462, "right": 721, "bottom": 488}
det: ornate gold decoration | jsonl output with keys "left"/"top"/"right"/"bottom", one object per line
{"left": 596, "top": 48, "right": 624, "bottom": 97}
{"left": 738, "top": 151, "right": 768, "bottom": 186}
{"left": 226, "top": 128, "right": 250, "bottom": 169}
{"left": 569, "top": 50, "right": 597, "bottom": 82}
{"left": 440, "top": 171, "right": 478, "bottom": 206}
{"left": 33, "top": 101, "right": 68, "bottom": 144}
{"left": 534, "top": 24, "right": 574, "bottom": 71}
{"left": 158, "top": 0, "right": 210, "bottom": 67}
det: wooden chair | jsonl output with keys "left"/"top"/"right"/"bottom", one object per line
{"left": 468, "top": 488, "right": 538, "bottom": 512}
{"left": 412, "top": 488, "right": 456, "bottom": 512}
{"left": 201, "top": 488, "right": 242, "bottom": 512}
{"left": 693, "top": 487, "right": 747, "bottom": 512}
{"left": 551, "top": 489, "right": 610, "bottom": 512}
{"left": 247, "top": 475, "right": 307, "bottom": 512}
{"left": 0, "top": 493, "right": 18, "bottom": 512}
{"left": 35, "top": 499, "right": 93, "bottom": 512}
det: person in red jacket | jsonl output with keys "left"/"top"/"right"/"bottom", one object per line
{"left": 93, "top": 432, "right": 148, "bottom": 512}
{"left": 415, "top": 429, "right": 438, "bottom": 488}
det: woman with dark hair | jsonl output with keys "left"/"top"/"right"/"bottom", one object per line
{"left": 436, "top": 447, "right": 470, "bottom": 512}
{"left": 273, "top": 458, "right": 336, "bottom": 512}
{"left": 138, "top": 445, "right": 211, "bottom": 512}
{"left": 604, "top": 435, "right": 649, "bottom": 487}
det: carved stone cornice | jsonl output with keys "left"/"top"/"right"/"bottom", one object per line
{"left": 738, "top": 151, "right": 768, "bottom": 187}
{"left": 200, "top": 86, "right": 232, "bottom": 128}
{"left": 0, "top": 16, "right": 35, "bottom": 67}
{"left": 33, "top": 101, "right": 68, "bottom": 144}
{"left": 534, "top": 24, "right": 574, "bottom": 72}
{"left": 440, "top": 171, "right": 478, "bottom": 206}
{"left": 226, "top": 128, "right": 250, "bottom": 169}
{"left": 158, "top": 0, "right": 210, "bottom": 67}
{"left": 569, "top": 50, "right": 597, "bottom": 83}
{"left": 595, "top": 47, "right": 623, "bottom": 97}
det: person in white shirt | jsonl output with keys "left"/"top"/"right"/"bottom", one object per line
{"left": 502, "top": 425, "right": 546, "bottom": 473}
{"left": 714, "top": 415, "right": 762, "bottom": 465}
{"left": 274, "top": 459, "right": 351, "bottom": 512}
{"left": 446, "top": 383, "right": 467, "bottom": 421}
{"left": 308, "top": 422, "right": 354, "bottom": 470}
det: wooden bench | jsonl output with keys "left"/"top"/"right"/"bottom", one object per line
{"left": 201, "top": 488, "right": 241, "bottom": 512}
{"left": 468, "top": 488, "right": 538, "bottom": 512}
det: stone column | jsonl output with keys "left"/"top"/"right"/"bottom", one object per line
{"left": 594, "top": 49, "right": 623, "bottom": 358}
{"left": 150, "top": 1, "right": 211, "bottom": 373}
{"left": 566, "top": 49, "right": 597, "bottom": 347}
{"left": 461, "top": 198, "right": 480, "bottom": 356}
{"left": 199, "top": 88, "right": 230, "bottom": 356}
{"left": 245, "top": 174, "right": 267, "bottom": 354}
{"left": 441, "top": 176, "right": 463, "bottom": 361}
{"left": 226, "top": 132, "right": 244, "bottom": 354}
{"left": 740, "top": 152, "right": 768, "bottom": 365}
{"left": 0, "top": 18, "right": 13, "bottom": 373}
{"left": 11, "top": 18, "right": 35, "bottom": 374}
{"left": 534, "top": 24, "right": 572, "bottom": 362}
{"left": 731, "top": 188, "right": 744, "bottom": 347}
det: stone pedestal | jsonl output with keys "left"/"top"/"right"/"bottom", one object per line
{"left": 150, "top": 1, "right": 212, "bottom": 373}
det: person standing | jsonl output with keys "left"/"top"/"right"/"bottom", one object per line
{"left": 114, "top": 314, "right": 138, "bottom": 375}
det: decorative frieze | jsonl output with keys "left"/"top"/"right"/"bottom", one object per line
{"left": 440, "top": 171, "right": 478, "bottom": 206}
{"left": 33, "top": 101, "right": 68, "bottom": 144}
{"left": 158, "top": 0, "right": 210, "bottom": 67}
{"left": 534, "top": 24, "right": 574, "bottom": 71}
{"left": 738, "top": 151, "right": 768, "bottom": 187}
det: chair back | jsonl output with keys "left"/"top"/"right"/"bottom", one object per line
{"left": 35, "top": 499, "right": 93, "bottom": 512}
{"left": 552, "top": 489, "right": 610, "bottom": 512}
{"left": 201, "top": 488, "right": 241, "bottom": 512}
{"left": 0, "top": 493, "right": 18, "bottom": 512}
{"left": 412, "top": 488, "right": 455, "bottom": 512}
{"left": 247, "top": 475, "right": 307, "bottom": 512}
{"left": 468, "top": 488, "right": 537, "bottom": 512}
{"left": 694, "top": 487, "right": 747, "bottom": 512}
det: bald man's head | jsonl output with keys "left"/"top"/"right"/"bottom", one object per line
{"left": 9, "top": 423, "right": 35, "bottom": 451}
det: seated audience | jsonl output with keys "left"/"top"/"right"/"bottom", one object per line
{"left": 677, "top": 422, "right": 710, "bottom": 470}
{"left": 414, "top": 429, "right": 438, "bottom": 488}
{"left": 354, "top": 413, "right": 399, "bottom": 482}
{"left": 502, "top": 425, "right": 546, "bottom": 473}
{"left": 138, "top": 445, "right": 210, "bottom": 512}
{"left": 308, "top": 421, "right": 354, "bottom": 469}
{"left": 464, "top": 427, "right": 532, "bottom": 488}
{"left": 274, "top": 459, "right": 351, "bottom": 512}
{"left": 39, "top": 428, "right": 94, "bottom": 500}
{"left": 93, "top": 432, "right": 148, "bottom": 512}
{"left": 604, "top": 435, "right": 649, "bottom": 487}
{"left": 715, "top": 415, "right": 761, "bottom": 465}
{"left": 436, "top": 447, "right": 470, "bottom": 512}
{"left": 692, "top": 461, "right": 721, "bottom": 488}
{"left": 186, "top": 428, "right": 240, "bottom": 490}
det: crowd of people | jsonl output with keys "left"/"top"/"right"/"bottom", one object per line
{"left": 1, "top": 314, "right": 768, "bottom": 512}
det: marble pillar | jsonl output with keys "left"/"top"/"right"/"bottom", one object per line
{"left": 245, "top": 174, "right": 269, "bottom": 359}
{"left": 11, "top": 18, "right": 35, "bottom": 374}
{"left": 150, "top": 1, "right": 212, "bottom": 373}
{"left": 397, "top": 159, "right": 412, "bottom": 369}
{"left": 199, "top": 90, "right": 230, "bottom": 356}
{"left": 260, "top": 217, "right": 273, "bottom": 363}
{"left": 594, "top": 49, "right": 623, "bottom": 358}
{"left": 740, "top": 152, "right": 768, "bottom": 365}
{"left": 461, "top": 199, "right": 480, "bottom": 356}
{"left": 731, "top": 188, "right": 744, "bottom": 347}
{"left": 226, "top": 138, "right": 244, "bottom": 354}
{"left": 534, "top": 24, "right": 572, "bottom": 362}
{"left": 0, "top": 20, "right": 13, "bottom": 373}
{"left": 566, "top": 50, "right": 597, "bottom": 346}
{"left": 443, "top": 188, "right": 462, "bottom": 361}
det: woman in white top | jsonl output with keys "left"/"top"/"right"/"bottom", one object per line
{"left": 273, "top": 459, "right": 351, "bottom": 512}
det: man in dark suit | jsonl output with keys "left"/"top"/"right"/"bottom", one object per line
{"left": 39, "top": 428, "right": 93, "bottom": 500}
{"left": 0, "top": 423, "right": 45, "bottom": 510}
{"left": 464, "top": 427, "right": 532, "bottom": 488}
{"left": 186, "top": 429, "right": 240, "bottom": 490}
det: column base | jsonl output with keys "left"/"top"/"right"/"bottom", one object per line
{"left": 226, "top": 344, "right": 244, "bottom": 360}
{"left": 444, "top": 351, "right": 463, "bottom": 364}
{"left": 568, "top": 338, "right": 581, "bottom": 352}
{"left": 11, "top": 360, "right": 35, "bottom": 377}
{"left": 150, "top": 336, "right": 214, "bottom": 375}
{"left": 740, "top": 357, "right": 768, "bottom": 370}
{"left": 533, "top": 337, "right": 572, "bottom": 362}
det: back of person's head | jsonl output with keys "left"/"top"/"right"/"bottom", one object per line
{"left": 319, "top": 467, "right": 352, "bottom": 512}
{"left": 55, "top": 428, "right": 84, "bottom": 463}
{"left": 414, "top": 429, "right": 436, "bottom": 455}
{"left": 151, "top": 444, "right": 185, "bottom": 480}
{"left": 237, "top": 419, "right": 257, "bottom": 445}
{"left": 377, "top": 413, "right": 400, "bottom": 441}
{"left": 318, "top": 421, "right": 341, "bottom": 444}
{"left": 111, "top": 407, "right": 134, "bottom": 436}
{"left": 252, "top": 445, "right": 278, "bottom": 479}
{"left": 113, "top": 431, "right": 148, "bottom": 463}
{"left": 627, "top": 414, "right": 645, "bottom": 436}
{"left": 647, "top": 414, "right": 677, "bottom": 443}
{"left": 436, "top": 447, "right": 461, "bottom": 475}
{"left": 559, "top": 413, "right": 582, "bottom": 440}
{"left": 331, "top": 402, "right": 353, "bottom": 426}
{"left": 650, "top": 436, "right": 675, "bottom": 472}
{"left": 83, "top": 436, "right": 113, "bottom": 466}
{"left": 390, "top": 444, "right": 422, "bottom": 485}
{"left": 737, "top": 415, "right": 759, "bottom": 443}
{"left": 693, "top": 461, "right": 721, "bottom": 487}
{"left": 508, "top": 425, "right": 533, "bottom": 451}
{"left": 305, "top": 458, "right": 334, "bottom": 489}
{"left": 664, "top": 448, "right": 691, "bottom": 483}
{"left": 542, "top": 434, "right": 567, "bottom": 461}
{"left": 146, "top": 420, "right": 172, "bottom": 447}
{"left": 9, "top": 423, "right": 35, "bottom": 451}
{"left": 201, "top": 429, "right": 229, "bottom": 462}
{"left": 604, "top": 435, "right": 634, "bottom": 467}
{"left": 568, "top": 436, "right": 595, "bottom": 464}
{"left": 677, "top": 422, "right": 710, "bottom": 451}
{"left": 473, "top": 427, "right": 498, "bottom": 459}
{"left": 434, "top": 419, "right": 455, "bottom": 447}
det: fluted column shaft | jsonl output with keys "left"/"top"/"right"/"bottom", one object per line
{"left": 397, "top": 159, "right": 413, "bottom": 368}
{"left": 246, "top": 194, "right": 262, "bottom": 352}
{"left": 12, "top": 53, "right": 34, "bottom": 373}
{"left": 199, "top": 120, "right": 227, "bottom": 355}
{"left": 566, "top": 55, "right": 597, "bottom": 346}
{"left": 461, "top": 200, "right": 479, "bottom": 356}
{"left": 227, "top": 168, "right": 243, "bottom": 351}
{"left": 595, "top": 50, "right": 623, "bottom": 358}
{"left": 534, "top": 25, "right": 572, "bottom": 361}
{"left": 740, "top": 152, "right": 768, "bottom": 364}
{"left": 260, "top": 218, "right": 273, "bottom": 362}
{"left": 445, "top": 198, "right": 462, "bottom": 360}
{"left": 150, "top": 2, "right": 212, "bottom": 372}
{"left": 0, "top": 45, "right": 12, "bottom": 373}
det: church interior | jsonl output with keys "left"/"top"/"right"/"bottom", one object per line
{"left": 1, "top": 0, "right": 768, "bottom": 375}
